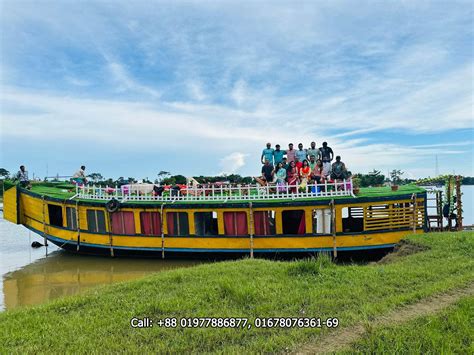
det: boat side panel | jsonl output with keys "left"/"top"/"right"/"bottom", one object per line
{"left": 3, "top": 185, "right": 18, "bottom": 224}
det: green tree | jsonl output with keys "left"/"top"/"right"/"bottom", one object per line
{"left": 157, "top": 171, "right": 170, "bottom": 183}
{"left": 390, "top": 169, "right": 404, "bottom": 185}
{"left": 87, "top": 173, "right": 103, "bottom": 182}
{"left": 0, "top": 168, "right": 10, "bottom": 178}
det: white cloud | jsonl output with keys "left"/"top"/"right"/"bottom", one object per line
{"left": 219, "top": 152, "right": 247, "bottom": 175}
{"left": 107, "top": 61, "right": 161, "bottom": 98}
{"left": 186, "top": 80, "right": 207, "bottom": 101}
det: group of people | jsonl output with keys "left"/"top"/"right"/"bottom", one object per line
{"left": 257, "top": 142, "right": 349, "bottom": 192}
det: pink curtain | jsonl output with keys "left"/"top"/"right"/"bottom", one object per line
{"left": 111, "top": 211, "right": 136, "bottom": 235}
{"left": 224, "top": 212, "right": 248, "bottom": 236}
{"left": 254, "top": 211, "right": 270, "bottom": 235}
{"left": 297, "top": 212, "right": 306, "bottom": 235}
{"left": 166, "top": 213, "right": 175, "bottom": 236}
{"left": 140, "top": 212, "right": 161, "bottom": 235}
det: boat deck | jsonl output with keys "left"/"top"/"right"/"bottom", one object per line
{"left": 20, "top": 182, "right": 426, "bottom": 205}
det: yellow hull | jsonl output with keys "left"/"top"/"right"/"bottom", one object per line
{"left": 3, "top": 185, "right": 426, "bottom": 256}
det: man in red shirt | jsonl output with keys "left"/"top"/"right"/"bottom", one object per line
{"left": 286, "top": 143, "right": 296, "bottom": 163}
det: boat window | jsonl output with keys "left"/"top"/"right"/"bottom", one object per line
{"left": 282, "top": 210, "right": 306, "bottom": 235}
{"left": 140, "top": 212, "right": 161, "bottom": 236}
{"left": 312, "top": 208, "right": 332, "bottom": 235}
{"left": 253, "top": 211, "right": 276, "bottom": 236}
{"left": 66, "top": 207, "right": 77, "bottom": 230}
{"left": 166, "top": 212, "right": 189, "bottom": 236}
{"left": 86, "top": 210, "right": 107, "bottom": 233}
{"left": 48, "top": 204, "right": 63, "bottom": 227}
{"left": 111, "top": 211, "right": 136, "bottom": 235}
{"left": 194, "top": 212, "right": 218, "bottom": 236}
{"left": 223, "top": 211, "right": 248, "bottom": 236}
{"left": 342, "top": 207, "right": 364, "bottom": 233}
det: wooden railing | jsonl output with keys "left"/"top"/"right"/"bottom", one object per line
{"left": 72, "top": 179, "right": 355, "bottom": 202}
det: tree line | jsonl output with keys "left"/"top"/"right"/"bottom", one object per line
{"left": 1, "top": 168, "right": 473, "bottom": 190}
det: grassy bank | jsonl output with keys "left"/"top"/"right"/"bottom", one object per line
{"left": 345, "top": 296, "right": 473, "bottom": 353}
{"left": 0, "top": 232, "right": 472, "bottom": 353}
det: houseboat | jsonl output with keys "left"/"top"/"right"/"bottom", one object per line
{"left": 2, "top": 179, "right": 427, "bottom": 257}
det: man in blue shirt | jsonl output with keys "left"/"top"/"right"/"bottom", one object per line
{"left": 295, "top": 143, "right": 307, "bottom": 163}
{"left": 273, "top": 144, "right": 286, "bottom": 165}
{"left": 261, "top": 142, "right": 275, "bottom": 165}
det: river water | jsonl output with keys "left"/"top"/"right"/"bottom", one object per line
{"left": 0, "top": 212, "right": 202, "bottom": 311}
{"left": 1, "top": 186, "right": 472, "bottom": 311}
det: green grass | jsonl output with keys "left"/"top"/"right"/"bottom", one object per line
{"left": 25, "top": 182, "right": 425, "bottom": 205}
{"left": 344, "top": 296, "right": 474, "bottom": 354}
{"left": 0, "top": 231, "right": 472, "bottom": 353}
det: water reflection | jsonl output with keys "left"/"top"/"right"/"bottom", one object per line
{"left": 2, "top": 251, "right": 202, "bottom": 310}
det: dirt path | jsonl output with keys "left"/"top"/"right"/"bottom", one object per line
{"left": 295, "top": 283, "right": 474, "bottom": 354}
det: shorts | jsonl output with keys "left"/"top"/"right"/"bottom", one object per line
{"left": 322, "top": 162, "right": 331, "bottom": 176}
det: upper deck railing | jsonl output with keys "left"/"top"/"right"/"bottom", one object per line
{"left": 72, "top": 179, "right": 355, "bottom": 202}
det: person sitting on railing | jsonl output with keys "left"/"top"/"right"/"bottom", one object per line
{"left": 330, "top": 156, "right": 348, "bottom": 182}
{"left": 311, "top": 159, "right": 323, "bottom": 184}
{"left": 15, "top": 165, "right": 31, "bottom": 189}
{"left": 255, "top": 159, "right": 274, "bottom": 186}
{"left": 299, "top": 159, "right": 311, "bottom": 191}
{"left": 72, "top": 165, "right": 87, "bottom": 186}
{"left": 286, "top": 161, "right": 299, "bottom": 193}
{"left": 274, "top": 162, "right": 287, "bottom": 193}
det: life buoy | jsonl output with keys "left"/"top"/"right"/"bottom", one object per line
{"left": 106, "top": 198, "right": 120, "bottom": 213}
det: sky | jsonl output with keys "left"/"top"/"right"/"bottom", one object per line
{"left": 0, "top": 0, "right": 473, "bottom": 181}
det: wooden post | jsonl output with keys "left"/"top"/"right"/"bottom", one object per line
{"left": 107, "top": 210, "right": 114, "bottom": 257}
{"left": 76, "top": 200, "right": 81, "bottom": 251}
{"left": 411, "top": 193, "right": 417, "bottom": 233}
{"left": 447, "top": 177, "right": 452, "bottom": 230}
{"left": 42, "top": 196, "right": 49, "bottom": 253}
{"left": 161, "top": 204, "right": 165, "bottom": 259}
{"left": 331, "top": 199, "right": 337, "bottom": 259}
{"left": 456, "top": 176, "right": 463, "bottom": 231}
{"left": 249, "top": 202, "right": 254, "bottom": 259}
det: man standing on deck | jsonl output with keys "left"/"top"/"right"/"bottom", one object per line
{"left": 15, "top": 165, "right": 30, "bottom": 188}
{"left": 319, "top": 142, "right": 334, "bottom": 178}
{"left": 273, "top": 144, "right": 286, "bottom": 166}
{"left": 307, "top": 141, "right": 319, "bottom": 161}
{"left": 261, "top": 143, "right": 275, "bottom": 165}
{"left": 286, "top": 143, "right": 296, "bottom": 163}
{"left": 295, "top": 143, "right": 307, "bottom": 163}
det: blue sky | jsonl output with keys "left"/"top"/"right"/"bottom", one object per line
{"left": 1, "top": 0, "right": 473, "bottom": 180}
